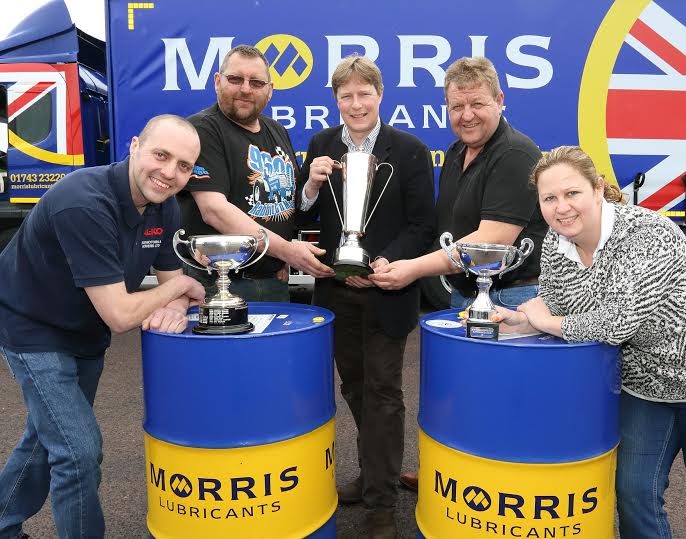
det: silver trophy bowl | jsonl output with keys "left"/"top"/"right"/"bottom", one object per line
{"left": 327, "top": 151, "right": 394, "bottom": 280}
{"left": 439, "top": 232, "right": 534, "bottom": 340}
{"left": 173, "top": 228, "right": 269, "bottom": 334}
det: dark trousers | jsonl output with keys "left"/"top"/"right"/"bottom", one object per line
{"left": 320, "top": 285, "right": 406, "bottom": 509}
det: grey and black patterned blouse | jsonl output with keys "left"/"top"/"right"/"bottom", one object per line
{"left": 539, "top": 203, "right": 686, "bottom": 402}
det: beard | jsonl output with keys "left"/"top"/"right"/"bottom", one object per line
{"left": 219, "top": 94, "right": 263, "bottom": 127}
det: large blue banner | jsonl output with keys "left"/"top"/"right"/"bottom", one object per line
{"left": 106, "top": 0, "right": 686, "bottom": 216}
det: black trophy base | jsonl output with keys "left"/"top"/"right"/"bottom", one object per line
{"left": 466, "top": 319, "right": 499, "bottom": 340}
{"left": 192, "top": 304, "right": 253, "bottom": 335}
{"left": 334, "top": 261, "right": 372, "bottom": 281}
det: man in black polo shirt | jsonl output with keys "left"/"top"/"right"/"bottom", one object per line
{"left": 0, "top": 115, "right": 205, "bottom": 538}
{"left": 178, "top": 45, "right": 334, "bottom": 302}
{"left": 370, "top": 57, "right": 546, "bottom": 489}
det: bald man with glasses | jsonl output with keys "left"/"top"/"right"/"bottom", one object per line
{"left": 178, "top": 45, "right": 334, "bottom": 302}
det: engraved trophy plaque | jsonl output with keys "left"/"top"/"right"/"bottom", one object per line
{"left": 173, "top": 229, "right": 269, "bottom": 334}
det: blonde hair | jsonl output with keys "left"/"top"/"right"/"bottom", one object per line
{"left": 443, "top": 57, "right": 502, "bottom": 99}
{"left": 531, "top": 146, "right": 625, "bottom": 204}
{"left": 331, "top": 55, "right": 384, "bottom": 97}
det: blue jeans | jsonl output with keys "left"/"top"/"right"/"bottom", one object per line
{"left": 450, "top": 284, "right": 539, "bottom": 310}
{"left": 616, "top": 391, "right": 686, "bottom": 539}
{"left": 0, "top": 347, "right": 105, "bottom": 539}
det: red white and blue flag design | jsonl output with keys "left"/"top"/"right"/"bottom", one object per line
{"left": 608, "top": 1, "right": 686, "bottom": 216}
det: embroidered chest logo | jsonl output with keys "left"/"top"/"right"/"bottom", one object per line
{"left": 245, "top": 144, "right": 296, "bottom": 221}
{"left": 142, "top": 227, "right": 163, "bottom": 249}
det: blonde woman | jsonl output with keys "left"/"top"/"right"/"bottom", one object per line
{"left": 495, "top": 146, "right": 686, "bottom": 539}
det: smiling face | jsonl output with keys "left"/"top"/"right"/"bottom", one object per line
{"left": 537, "top": 163, "right": 605, "bottom": 245}
{"left": 446, "top": 81, "right": 503, "bottom": 150}
{"left": 335, "top": 74, "right": 382, "bottom": 145}
{"left": 214, "top": 53, "right": 273, "bottom": 130}
{"left": 128, "top": 119, "right": 200, "bottom": 211}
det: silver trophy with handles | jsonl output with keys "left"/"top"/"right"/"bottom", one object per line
{"left": 440, "top": 232, "right": 534, "bottom": 340}
{"left": 327, "top": 151, "right": 394, "bottom": 280}
{"left": 173, "top": 229, "right": 269, "bottom": 334}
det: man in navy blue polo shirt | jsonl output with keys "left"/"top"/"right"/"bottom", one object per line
{"left": 0, "top": 114, "right": 205, "bottom": 539}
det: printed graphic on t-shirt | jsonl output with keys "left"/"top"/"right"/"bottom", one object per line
{"left": 191, "top": 165, "right": 210, "bottom": 179}
{"left": 245, "top": 144, "right": 295, "bottom": 221}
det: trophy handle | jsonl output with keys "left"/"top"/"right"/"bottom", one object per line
{"left": 173, "top": 229, "right": 212, "bottom": 273}
{"left": 440, "top": 274, "right": 454, "bottom": 294}
{"left": 439, "top": 232, "right": 469, "bottom": 272}
{"left": 325, "top": 160, "right": 345, "bottom": 229}
{"left": 363, "top": 162, "right": 394, "bottom": 232}
{"left": 499, "top": 238, "right": 535, "bottom": 277}
{"left": 237, "top": 228, "right": 270, "bottom": 270}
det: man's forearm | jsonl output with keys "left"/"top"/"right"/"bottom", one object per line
{"left": 415, "top": 248, "right": 462, "bottom": 278}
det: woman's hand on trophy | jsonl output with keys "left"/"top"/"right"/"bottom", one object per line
{"left": 516, "top": 297, "right": 563, "bottom": 337}
{"left": 367, "top": 259, "right": 419, "bottom": 290}
{"left": 304, "top": 157, "right": 341, "bottom": 199}
{"left": 490, "top": 306, "right": 534, "bottom": 335}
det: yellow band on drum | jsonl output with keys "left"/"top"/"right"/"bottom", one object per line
{"left": 416, "top": 429, "right": 616, "bottom": 539}
{"left": 145, "top": 419, "right": 336, "bottom": 539}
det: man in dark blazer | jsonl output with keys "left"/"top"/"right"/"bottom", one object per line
{"left": 299, "top": 56, "right": 435, "bottom": 539}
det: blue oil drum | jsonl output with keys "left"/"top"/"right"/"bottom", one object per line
{"left": 141, "top": 303, "right": 336, "bottom": 539}
{"left": 416, "top": 309, "right": 621, "bottom": 539}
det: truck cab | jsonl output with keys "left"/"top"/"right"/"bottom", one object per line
{"left": 0, "top": 0, "right": 108, "bottom": 250}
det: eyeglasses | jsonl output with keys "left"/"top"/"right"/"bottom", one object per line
{"left": 221, "top": 73, "right": 270, "bottom": 90}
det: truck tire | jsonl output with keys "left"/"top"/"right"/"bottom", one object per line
{"left": 420, "top": 275, "right": 451, "bottom": 311}
{"left": 0, "top": 226, "right": 18, "bottom": 254}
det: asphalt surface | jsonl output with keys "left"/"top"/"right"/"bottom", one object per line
{"left": 1, "top": 297, "right": 685, "bottom": 538}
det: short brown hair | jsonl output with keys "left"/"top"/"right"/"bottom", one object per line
{"left": 531, "top": 146, "right": 625, "bottom": 204}
{"left": 220, "top": 45, "right": 270, "bottom": 81}
{"left": 331, "top": 55, "right": 383, "bottom": 98}
{"left": 444, "top": 57, "right": 502, "bottom": 99}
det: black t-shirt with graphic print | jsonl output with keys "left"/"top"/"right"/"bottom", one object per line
{"left": 179, "top": 104, "right": 300, "bottom": 275}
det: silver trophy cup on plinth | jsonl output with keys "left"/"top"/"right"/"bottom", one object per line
{"left": 439, "top": 232, "right": 534, "bottom": 340}
{"left": 173, "top": 229, "right": 269, "bottom": 335}
{"left": 327, "top": 151, "right": 394, "bottom": 280}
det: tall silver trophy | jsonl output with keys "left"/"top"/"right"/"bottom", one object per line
{"left": 327, "top": 151, "right": 394, "bottom": 280}
{"left": 439, "top": 232, "right": 534, "bottom": 340}
{"left": 173, "top": 229, "right": 269, "bottom": 335}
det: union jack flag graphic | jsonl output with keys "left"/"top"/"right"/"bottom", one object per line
{"left": 607, "top": 1, "right": 686, "bottom": 216}
{"left": 0, "top": 63, "right": 83, "bottom": 165}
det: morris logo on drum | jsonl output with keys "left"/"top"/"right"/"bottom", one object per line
{"left": 434, "top": 470, "right": 598, "bottom": 519}
{"left": 150, "top": 463, "right": 299, "bottom": 501}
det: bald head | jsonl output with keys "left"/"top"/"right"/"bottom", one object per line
{"left": 138, "top": 114, "right": 199, "bottom": 150}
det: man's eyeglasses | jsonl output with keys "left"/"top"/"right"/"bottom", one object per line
{"left": 221, "top": 73, "right": 270, "bottom": 90}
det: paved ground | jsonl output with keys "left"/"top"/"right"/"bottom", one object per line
{"left": 1, "top": 300, "right": 685, "bottom": 538}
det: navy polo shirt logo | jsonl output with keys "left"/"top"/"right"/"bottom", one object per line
{"left": 142, "top": 227, "right": 164, "bottom": 249}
